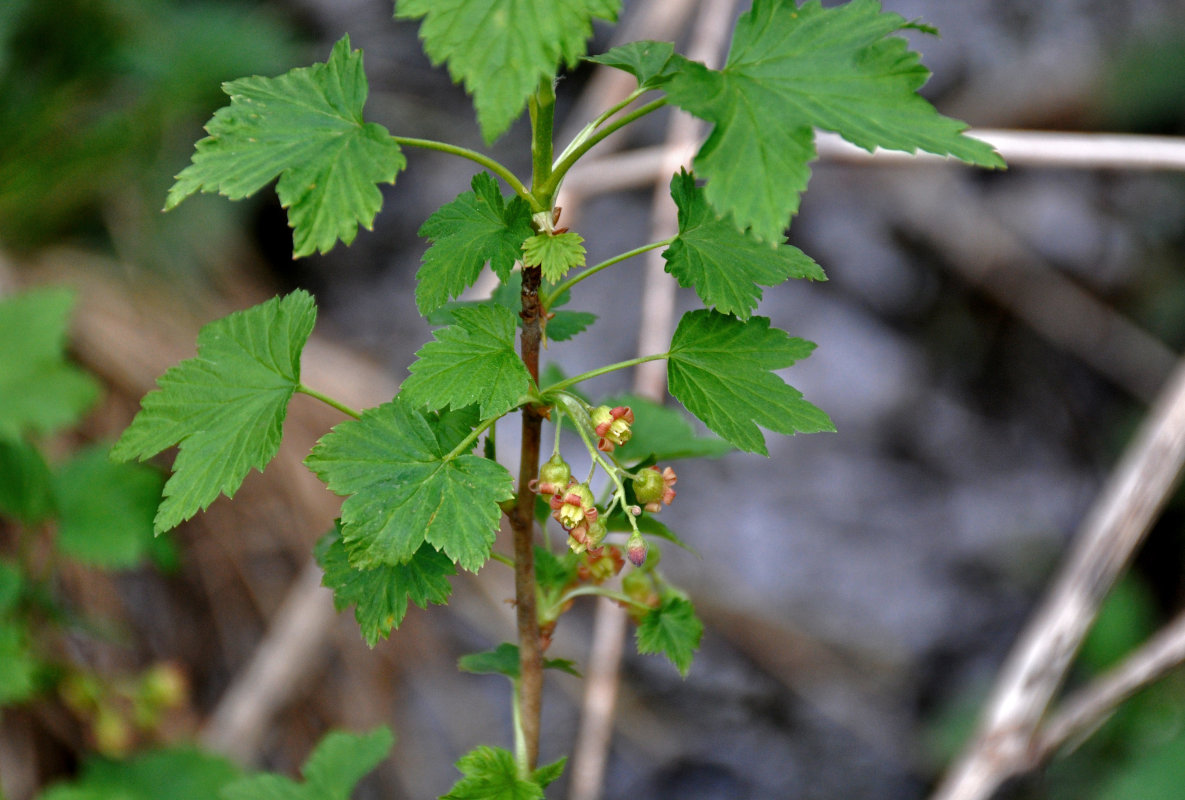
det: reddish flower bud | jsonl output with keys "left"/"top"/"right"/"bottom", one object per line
{"left": 626, "top": 531, "right": 647, "bottom": 567}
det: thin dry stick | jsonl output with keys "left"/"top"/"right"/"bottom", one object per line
{"left": 200, "top": 561, "right": 336, "bottom": 758}
{"left": 562, "top": 129, "right": 1185, "bottom": 199}
{"left": 1033, "top": 607, "right": 1185, "bottom": 765}
{"left": 566, "top": 2, "right": 740, "bottom": 798}
{"left": 932, "top": 353, "right": 1185, "bottom": 800}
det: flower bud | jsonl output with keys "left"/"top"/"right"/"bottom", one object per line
{"left": 591, "top": 405, "right": 634, "bottom": 452}
{"left": 626, "top": 531, "right": 647, "bottom": 567}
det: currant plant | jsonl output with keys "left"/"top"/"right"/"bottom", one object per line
{"left": 114, "top": 1, "right": 1003, "bottom": 795}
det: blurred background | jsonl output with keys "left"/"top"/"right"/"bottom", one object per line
{"left": 3, "top": 0, "right": 1185, "bottom": 798}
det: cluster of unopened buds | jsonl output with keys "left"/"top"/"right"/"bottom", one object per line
{"left": 591, "top": 405, "right": 633, "bottom": 452}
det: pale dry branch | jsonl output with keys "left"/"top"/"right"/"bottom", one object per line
{"left": 1034, "top": 608, "right": 1185, "bottom": 765}
{"left": 932, "top": 353, "right": 1185, "bottom": 800}
{"left": 564, "top": 129, "right": 1185, "bottom": 200}
{"left": 566, "top": 2, "right": 741, "bottom": 798}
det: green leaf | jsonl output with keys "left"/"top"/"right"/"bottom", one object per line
{"left": 111, "top": 291, "right": 316, "bottom": 533}
{"left": 636, "top": 595, "right": 702, "bottom": 677}
{"left": 587, "top": 41, "right": 677, "bottom": 89}
{"left": 441, "top": 746, "right": 546, "bottom": 800}
{"left": 667, "top": 309, "right": 833, "bottom": 455}
{"left": 458, "top": 642, "right": 581, "bottom": 680}
{"left": 401, "top": 304, "right": 533, "bottom": 419}
{"left": 305, "top": 400, "right": 514, "bottom": 572}
{"left": 665, "top": 0, "right": 1004, "bottom": 242}
{"left": 0, "top": 620, "right": 38, "bottom": 704}
{"left": 52, "top": 445, "right": 165, "bottom": 569}
{"left": 0, "top": 438, "right": 56, "bottom": 524}
{"left": 664, "top": 170, "right": 825, "bottom": 319}
{"left": 534, "top": 546, "right": 578, "bottom": 596}
{"left": 0, "top": 288, "right": 100, "bottom": 442}
{"left": 0, "top": 560, "right": 23, "bottom": 616}
{"left": 221, "top": 727, "right": 393, "bottom": 800}
{"left": 37, "top": 748, "right": 241, "bottom": 800}
{"left": 530, "top": 758, "right": 567, "bottom": 791}
{"left": 396, "top": 0, "right": 621, "bottom": 143}
{"left": 521, "top": 232, "right": 586, "bottom": 284}
{"left": 166, "top": 36, "right": 404, "bottom": 257}
{"left": 415, "top": 173, "right": 534, "bottom": 315}
{"left": 604, "top": 392, "right": 732, "bottom": 463}
{"left": 428, "top": 273, "right": 597, "bottom": 343}
{"left": 315, "top": 523, "right": 454, "bottom": 648}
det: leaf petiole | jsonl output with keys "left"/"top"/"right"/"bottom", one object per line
{"left": 392, "top": 136, "right": 539, "bottom": 211}
{"left": 540, "top": 353, "right": 668, "bottom": 395}
{"left": 555, "top": 585, "right": 652, "bottom": 612}
{"left": 543, "top": 238, "right": 673, "bottom": 309}
{"left": 296, "top": 384, "right": 362, "bottom": 420}
{"left": 552, "top": 87, "right": 647, "bottom": 169}
{"left": 544, "top": 97, "right": 668, "bottom": 197}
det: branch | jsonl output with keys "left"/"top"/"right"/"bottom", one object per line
{"left": 931, "top": 353, "right": 1185, "bottom": 800}
{"left": 1033, "top": 608, "right": 1185, "bottom": 764}
{"left": 562, "top": 130, "right": 1185, "bottom": 199}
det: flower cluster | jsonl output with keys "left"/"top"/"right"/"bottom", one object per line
{"left": 591, "top": 405, "right": 633, "bottom": 452}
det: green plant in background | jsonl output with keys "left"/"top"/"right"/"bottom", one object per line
{"left": 111, "top": 0, "right": 1002, "bottom": 795}
{"left": 0, "top": 289, "right": 185, "bottom": 752}
{"left": 0, "top": 0, "right": 297, "bottom": 271}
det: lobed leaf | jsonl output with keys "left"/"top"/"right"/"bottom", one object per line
{"left": 221, "top": 727, "right": 393, "bottom": 800}
{"left": 305, "top": 399, "right": 514, "bottom": 572}
{"left": 401, "top": 303, "right": 533, "bottom": 419}
{"left": 415, "top": 172, "right": 534, "bottom": 315}
{"left": 667, "top": 309, "right": 833, "bottom": 455}
{"left": 111, "top": 291, "right": 316, "bottom": 533}
{"left": 0, "top": 288, "right": 100, "bottom": 442}
{"left": 167, "top": 36, "right": 405, "bottom": 257}
{"left": 664, "top": 169, "right": 825, "bottom": 319}
{"left": 636, "top": 595, "right": 703, "bottom": 677}
{"left": 441, "top": 746, "right": 563, "bottom": 800}
{"left": 521, "top": 232, "right": 586, "bottom": 284}
{"left": 458, "top": 642, "right": 581, "bottom": 680}
{"left": 315, "top": 523, "right": 455, "bottom": 648}
{"left": 665, "top": 0, "right": 1004, "bottom": 242}
{"left": 396, "top": 0, "right": 621, "bottom": 143}
{"left": 587, "top": 41, "right": 678, "bottom": 89}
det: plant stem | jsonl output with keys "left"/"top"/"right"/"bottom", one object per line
{"left": 296, "top": 384, "right": 362, "bottom": 419}
{"left": 557, "top": 585, "right": 653, "bottom": 611}
{"left": 544, "top": 97, "right": 668, "bottom": 197}
{"left": 392, "top": 136, "right": 539, "bottom": 211}
{"left": 543, "top": 238, "right": 673, "bottom": 309}
{"left": 541, "top": 353, "right": 669, "bottom": 395}
{"left": 508, "top": 77, "right": 558, "bottom": 776}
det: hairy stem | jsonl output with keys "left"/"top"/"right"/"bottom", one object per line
{"left": 392, "top": 136, "right": 539, "bottom": 211}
